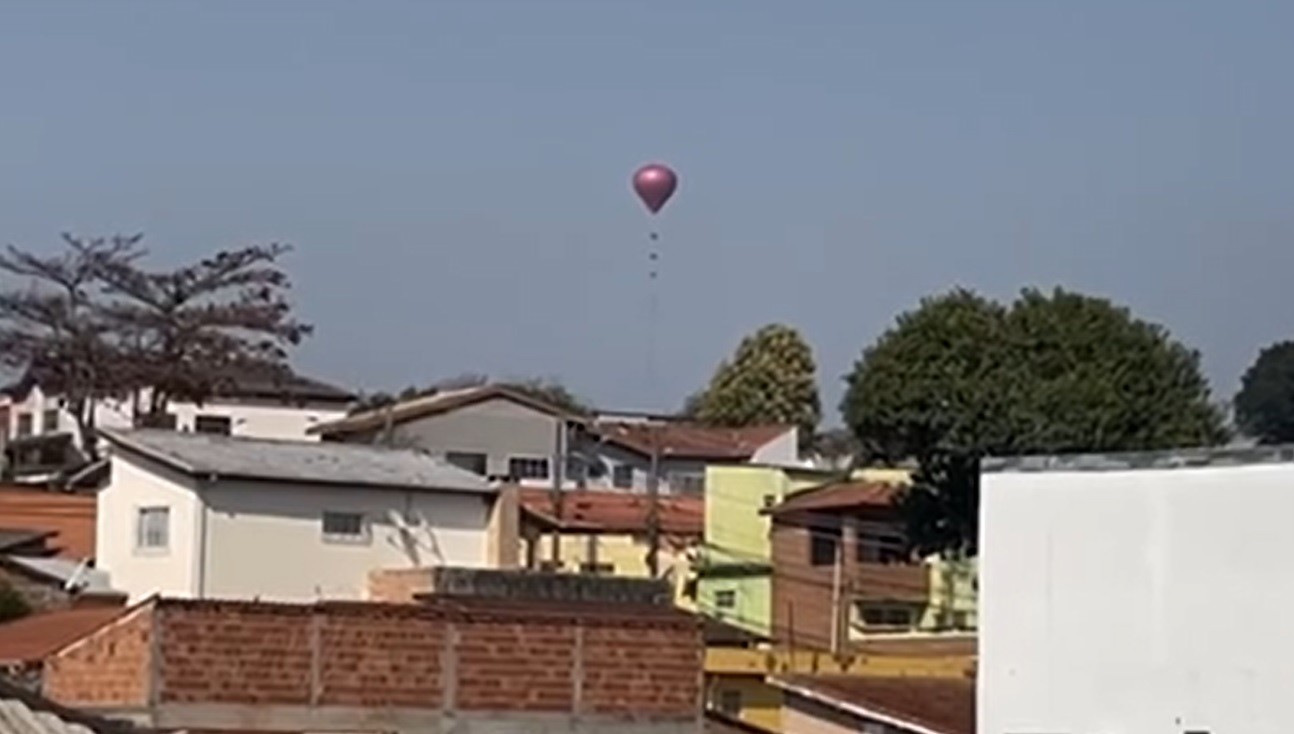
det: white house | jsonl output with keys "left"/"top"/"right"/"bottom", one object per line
{"left": 979, "top": 446, "right": 1294, "bottom": 734}
{"left": 96, "top": 428, "right": 500, "bottom": 603}
{"left": 0, "top": 368, "right": 355, "bottom": 483}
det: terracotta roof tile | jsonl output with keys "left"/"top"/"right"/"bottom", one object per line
{"left": 0, "top": 488, "right": 96, "bottom": 559}
{"left": 593, "top": 422, "right": 793, "bottom": 460}
{"left": 0, "top": 606, "right": 125, "bottom": 665}
{"left": 774, "top": 674, "right": 975, "bottom": 734}
{"left": 518, "top": 487, "right": 703, "bottom": 536}
{"left": 770, "top": 480, "right": 901, "bottom": 516}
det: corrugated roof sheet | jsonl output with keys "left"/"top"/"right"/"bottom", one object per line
{"left": 0, "top": 558, "right": 115, "bottom": 596}
{"left": 518, "top": 487, "right": 703, "bottom": 535}
{"left": 0, "top": 492, "right": 95, "bottom": 561}
{"left": 0, "top": 675, "right": 152, "bottom": 734}
{"left": 773, "top": 674, "right": 974, "bottom": 734}
{"left": 0, "top": 608, "right": 125, "bottom": 666}
{"left": 770, "top": 480, "right": 901, "bottom": 516}
{"left": 101, "top": 429, "right": 494, "bottom": 494}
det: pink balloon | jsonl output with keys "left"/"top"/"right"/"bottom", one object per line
{"left": 632, "top": 163, "right": 678, "bottom": 215}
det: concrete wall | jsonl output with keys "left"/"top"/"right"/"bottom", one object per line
{"left": 99, "top": 452, "right": 494, "bottom": 603}
{"left": 980, "top": 461, "right": 1294, "bottom": 734}
{"left": 519, "top": 530, "right": 699, "bottom": 609}
{"left": 200, "top": 480, "right": 493, "bottom": 602}
{"left": 6, "top": 385, "right": 345, "bottom": 447}
{"left": 97, "top": 454, "right": 202, "bottom": 601}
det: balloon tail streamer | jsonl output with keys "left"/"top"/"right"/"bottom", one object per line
{"left": 646, "top": 234, "right": 660, "bottom": 411}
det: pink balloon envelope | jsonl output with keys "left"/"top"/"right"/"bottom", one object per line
{"left": 632, "top": 163, "right": 678, "bottom": 215}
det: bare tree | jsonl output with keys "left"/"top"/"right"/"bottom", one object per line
{"left": 0, "top": 234, "right": 143, "bottom": 460}
{"left": 95, "top": 243, "right": 314, "bottom": 419}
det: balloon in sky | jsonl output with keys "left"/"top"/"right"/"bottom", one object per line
{"left": 631, "top": 163, "right": 678, "bottom": 215}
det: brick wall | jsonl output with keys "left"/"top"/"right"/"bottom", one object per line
{"left": 44, "top": 596, "right": 703, "bottom": 722}
{"left": 770, "top": 520, "right": 930, "bottom": 652}
{"left": 43, "top": 603, "right": 152, "bottom": 706}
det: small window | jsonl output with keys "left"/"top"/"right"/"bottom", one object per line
{"left": 669, "top": 472, "right": 705, "bottom": 495}
{"left": 135, "top": 507, "right": 170, "bottom": 551}
{"left": 612, "top": 464, "right": 634, "bottom": 489}
{"left": 579, "top": 562, "right": 614, "bottom": 574}
{"left": 445, "top": 451, "right": 487, "bottom": 475}
{"left": 857, "top": 530, "right": 907, "bottom": 564}
{"left": 715, "top": 589, "right": 736, "bottom": 609}
{"left": 41, "top": 409, "right": 59, "bottom": 434}
{"left": 139, "top": 412, "right": 177, "bottom": 430}
{"left": 194, "top": 415, "right": 232, "bottom": 436}
{"left": 15, "top": 413, "right": 32, "bottom": 438}
{"left": 716, "top": 689, "right": 742, "bottom": 716}
{"left": 508, "top": 456, "right": 550, "bottom": 480}
{"left": 761, "top": 494, "right": 776, "bottom": 509}
{"left": 322, "top": 511, "right": 368, "bottom": 544}
{"left": 810, "top": 531, "right": 839, "bottom": 566}
{"left": 858, "top": 603, "right": 915, "bottom": 629}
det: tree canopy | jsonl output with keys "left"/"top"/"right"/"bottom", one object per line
{"left": 693, "top": 323, "right": 821, "bottom": 443}
{"left": 842, "top": 287, "right": 1229, "bottom": 556}
{"left": 0, "top": 234, "right": 312, "bottom": 459}
{"left": 1234, "top": 340, "right": 1294, "bottom": 444}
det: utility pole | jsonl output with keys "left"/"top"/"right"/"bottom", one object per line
{"left": 646, "top": 421, "right": 661, "bottom": 578}
{"left": 549, "top": 419, "right": 566, "bottom": 566}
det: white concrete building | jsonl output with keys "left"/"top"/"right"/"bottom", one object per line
{"left": 979, "top": 446, "right": 1294, "bottom": 734}
{"left": 0, "top": 370, "right": 354, "bottom": 482}
{"left": 96, "top": 428, "right": 500, "bottom": 603}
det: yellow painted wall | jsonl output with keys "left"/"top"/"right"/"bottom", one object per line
{"left": 708, "top": 675, "right": 784, "bottom": 732}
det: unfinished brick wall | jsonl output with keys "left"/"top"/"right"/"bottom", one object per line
{"left": 159, "top": 603, "right": 312, "bottom": 705}
{"left": 315, "top": 607, "right": 445, "bottom": 707}
{"left": 43, "top": 603, "right": 153, "bottom": 706}
{"left": 45, "top": 597, "right": 703, "bottom": 720}
{"left": 455, "top": 618, "right": 576, "bottom": 711}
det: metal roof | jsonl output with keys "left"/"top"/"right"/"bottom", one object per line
{"left": 0, "top": 557, "right": 115, "bottom": 595}
{"left": 101, "top": 429, "right": 495, "bottom": 494}
{"left": 0, "top": 676, "right": 153, "bottom": 734}
{"left": 982, "top": 444, "right": 1294, "bottom": 473}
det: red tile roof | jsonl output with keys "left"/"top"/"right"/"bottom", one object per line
{"left": 774, "top": 674, "right": 974, "bottom": 734}
{"left": 593, "top": 421, "right": 793, "bottom": 461}
{"left": 0, "top": 488, "right": 96, "bottom": 559}
{"left": 0, "top": 606, "right": 125, "bottom": 665}
{"left": 770, "top": 480, "right": 901, "bottom": 516}
{"left": 518, "top": 487, "right": 703, "bottom": 536}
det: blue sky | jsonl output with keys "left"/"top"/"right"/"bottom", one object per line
{"left": 1, "top": 1, "right": 1291, "bottom": 420}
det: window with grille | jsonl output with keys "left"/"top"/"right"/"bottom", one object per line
{"left": 15, "top": 413, "right": 32, "bottom": 438}
{"left": 857, "top": 529, "right": 907, "bottom": 564}
{"left": 322, "top": 511, "right": 368, "bottom": 544}
{"left": 508, "top": 456, "right": 550, "bottom": 480}
{"left": 715, "top": 589, "right": 737, "bottom": 609}
{"left": 41, "top": 409, "right": 59, "bottom": 434}
{"left": 716, "top": 689, "right": 742, "bottom": 716}
{"left": 612, "top": 464, "right": 634, "bottom": 489}
{"left": 194, "top": 414, "right": 232, "bottom": 435}
{"left": 135, "top": 507, "right": 170, "bottom": 551}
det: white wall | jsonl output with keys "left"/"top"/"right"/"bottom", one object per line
{"left": 980, "top": 463, "right": 1294, "bottom": 734}
{"left": 97, "top": 454, "right": 201, "bottom": 601}
{"left": 4, "top": 385, "right": 346, "bottom": 447}
{"left": 200, "top": 479, "right": 493, "bottom": 602}
{"left": 750, "top": 428, "right": 800, "bottom": 466}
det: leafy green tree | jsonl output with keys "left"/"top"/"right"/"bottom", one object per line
{"left": 695, "top": 323, "right": 821, "bottom": 443}
{"left": 843, "top": 287, "right": 1228, "bottom": 556}
{"left": 1234, "top": 341, "right": 1294, "bottom": 443}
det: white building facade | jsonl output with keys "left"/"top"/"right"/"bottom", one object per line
{"left": 979, "top": 447, "right": 1294, "bottom": 734}
{"left": 96, "top": 429, "right": 498, "bottom": 603}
